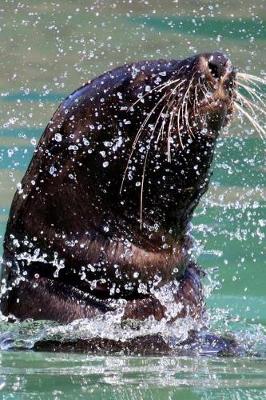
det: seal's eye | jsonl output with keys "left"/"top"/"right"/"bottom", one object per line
{"left": 208, "top": 52, "right": 229, "bottom": 80}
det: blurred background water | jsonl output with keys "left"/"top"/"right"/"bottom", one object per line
{"left": 0, "top": 1, "right": 265, "bottom": 399}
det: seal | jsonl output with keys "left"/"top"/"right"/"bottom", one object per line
{"left": 1, "top": 52, "right": 236, "bottom": 346}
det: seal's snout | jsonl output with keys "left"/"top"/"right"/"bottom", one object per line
{"left": 207, "top": 52, "right": 231, "bottom": 80}
{"left": 198, "top": 52, "right": 235, "bottom": 86}
{"left": 207, "top": 53, "right": 236, "bottom": 96}
{"left": 197, "top": 52, "right": 235, "bottom": 119}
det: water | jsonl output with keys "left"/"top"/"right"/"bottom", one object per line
{"left": 1, "top": 353, "right": 266, "bottom": 400}
{"left": 0, "top": 1, "right": 265, "bottom": 398}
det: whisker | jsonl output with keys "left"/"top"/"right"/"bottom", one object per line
{"left": 181, "top": 74, "right": 195, "bottom": 138}
{"left": 156, "top": 83, "right": 185, "bottom": 144}
{"left": 177, "top": 106, "right": 184, "bottom": 149}
{"left": 167, "top": 110, "right": 174, "bottom": 162}
{"left": 237, "top": 77, "right": 262, "bottom": 94}
{"left": 193, "top": 83, "right": 199, "bottom": 116}
{"left": 236, "top": 91, "right": 266, "bottom": 116}
{"left": 234, "top": 102, "right": 265, "bottom": 141}
{"left": 156, "top": 116, "right": 167, "bottom": 144}
{"left": 139, "top": 140, "right": 150, "bottom": 229}
{"left": 236, "top": 81, "right": 265, "bottom": 106}
{"left": 130, "top": 77, "right": 185, "bottom": 109}
{"left": 123, "top": 65, "right": 199, "bottom": 223}
{"left": 198, "top": 82, "right": 209, "bottom": 102}
{"left": 165, "top": 87, "right": 185, "bottom": 156}
{"left": 152, "top": 104, "right": 168, "bottom": 143}
{"left": 185, "top": 96, "right": 194, "bottom": 137}
{"left": 237, "top": 79, "right": 265, "bottom": 96}
{"left": 132, "top": 81, "right": 186, "bottom": 150}
{"left": 138, "top": 69, "right": 188, "bottom": 226}
{"left": 237, "top": 72, "right": 266, "bottom": 86}
{"left": 120, "top": 91, "right": 170, "bottom": 193}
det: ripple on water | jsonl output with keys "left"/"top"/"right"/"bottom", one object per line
{"left": 1, "top": 351, "right": 266, "bottom": 400}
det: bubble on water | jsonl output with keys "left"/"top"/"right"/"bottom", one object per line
{"left": 7, "top": 149, "right": 14, "bottom": 157}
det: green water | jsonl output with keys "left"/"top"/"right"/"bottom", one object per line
{"left": 0, "top": 1, "right": 265, "bottom": 398}
{"left": 1, "top": 352, "right": 266, "bottom": 400}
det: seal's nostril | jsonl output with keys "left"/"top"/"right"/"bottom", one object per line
{"left": 207, "top": 52, "right": 229, "bottom": 79}
{"left": 208, "top": 60, "right": 221, "bottom": 79}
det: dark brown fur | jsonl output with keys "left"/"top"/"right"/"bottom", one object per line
{"left": 1, "top": 52, "right": 235, "bottom": 348}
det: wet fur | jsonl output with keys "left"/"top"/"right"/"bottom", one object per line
{"left": 1, "top": 54, "right": 236, "bottom": 344}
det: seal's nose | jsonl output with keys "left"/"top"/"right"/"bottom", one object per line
{"left": 207, "top": 52, "right": 231, "bottom": 80}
